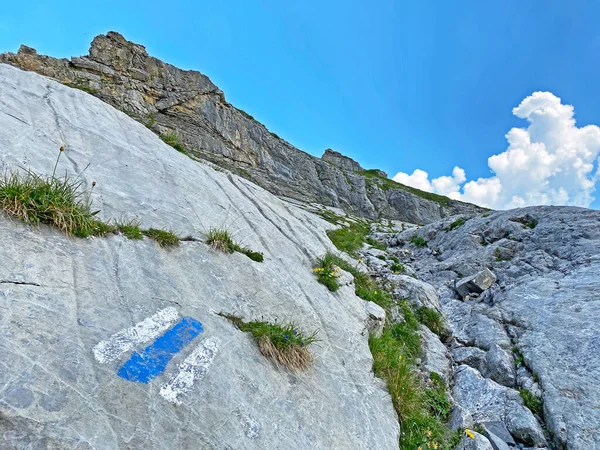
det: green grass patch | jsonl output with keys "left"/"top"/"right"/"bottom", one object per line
{"left": 318, "top": 252, "right": 392, "bottom": 309}
{"left": 0, "top": 151, "right": 111, "bottom": 237}
{"left": 115, "top": 219, "right": 143, "bottom": 240}
{"left": 513, "top": 347, "right": 524, "bottom": 366}
{"left": 390, "top": 262, "right": 405, "bottom": 274}
{"left": 410, "top": 235, "right": 428, "bottom": 248}
{"left": 369, "top": 305, "right": 455, "bottom": 449}
{"left": 424, "top": 372, "right": 452, "bottom": 420}
{"left": 145, "top": 113, "right": 156, "bottom": 129}
{"left": 445, "top": 217, "right": 466, "bottom": 232}
{"left": 318, "top": 208, "right": 347, "bottom": 225}
{"left": 206, "top": 227, "right": 264, "bottom": 262}
{"left": 143, "top": 228, "right": 180, "bottom": 247}
{"left": 525, "top": 219, "right": 538, "bottom": 229}
{"left": 326, "top": 220, "right": 371, "bottom": 257}
{"left": 415, "top": 307, "right": 448, "bottom": 340}
{"left": 314, "top": 253, "right": 341, "bottom": 292}
{"left": 220, "top": 313, "right": 318, "bottom": 371}
{"left": 366, "top": 236, "right": 387, "bottom": 250}
{"left": 520, "top": 389, "right": 543, "bottom": 417}
{"left": 70, "top": 81, "right": 99, "bottom": 95}
{"left": 160, "top": 131, "right": 188, "bottom": 155}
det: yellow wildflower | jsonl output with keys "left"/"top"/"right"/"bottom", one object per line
{"left": 465, "top": 429, "right": 475, "bottom": 439}
{"left": 425, "top": 429, "right": 432, "bottom": 438}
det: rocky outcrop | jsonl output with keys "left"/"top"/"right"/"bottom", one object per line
{"left": 0, "top": 31, "right": 483, "bottom": 224}
{"left": 387, "top": 207, "right": 600, "bottom": 449}
{"left": 0, "top": 63, "right": 400, "bottom": 449}
{"left": 321, "top": 149, "right": 363, "bottom": 172}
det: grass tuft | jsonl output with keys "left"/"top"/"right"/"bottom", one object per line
{"left": 115, "top": 219, "right": 144, "bottom": 240}
{"left": 220, "top": 314, "right": 318, "bottom": 371}
{"left": 520, "top": 389, "right": 543, "bottom": 417}
{"left": 206, "top": 227, "right": 236, "bottom": 252}
{"left": 410, "top": 235, "right": 428, "bottom": 248}
{"left": 314, "top": 253, "right": 342, "bottom": 292}
{"left": 0, "top": 159, "right": 109, "bottom": 238}
{"left": 160, "top": 131, "right": 188, "bottom": 154}
{"left": 206, "top": 227, "right": 264, "bottom": 262}
{"left": 390, "top": 262, "right": 405, "bottom": 273}
{"left": 415, "top": 306, "right": 449, "bottom": 340}
{"left": 445, "top": 217, "right": 466, "bottom": 232}
{"left": 143, "top": 228, "right": 180, "bottom": 247}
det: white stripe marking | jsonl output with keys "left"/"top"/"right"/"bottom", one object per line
{"left": 160, "top": 336, "right": 220, "bottom": 405}
{"left": 93, "top": 307, "right": 180, "bottom": 364}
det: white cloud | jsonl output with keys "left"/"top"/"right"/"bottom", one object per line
{"left": 392, "top": 92, "right": 600, "bottom": 209}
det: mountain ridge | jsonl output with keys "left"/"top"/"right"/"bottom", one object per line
{"left": 0, "top": 31, "right": 484, "bottom": 224}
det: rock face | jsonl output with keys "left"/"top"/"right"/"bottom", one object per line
{"left": 389, "top": 208, "right": 600, "bottom": 449}
{"left": 0, "top": 31, "right": 483, "bottom": 224}
{"left": 0, "top": 64, "right": 400, "bottom": 449}
{"left": 321, "top": 149, "right": 362, "bottom": 172}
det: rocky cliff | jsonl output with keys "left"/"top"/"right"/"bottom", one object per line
{"left": 0, "top": 32, "right": 483, "bottom": 224}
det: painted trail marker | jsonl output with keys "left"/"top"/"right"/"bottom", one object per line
{"left": 160, "top": 336, "right": 220, "bottom": 404}
{"left": 93, "top": 308, "right": 219, "bottom": 404}
{"left": 93, "top": 307, "right": 180, "bottom": 364}
{"left": 117, "top": 316, "right": 204, "bottom": 383}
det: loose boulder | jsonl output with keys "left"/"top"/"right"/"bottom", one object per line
{"left": 455, "top": 268, "right": 497, "bottom": 299}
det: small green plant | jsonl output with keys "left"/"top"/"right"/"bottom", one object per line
{"left": 70, "top": 81, "right": 99, "bottom": 95}
{"left": 415, "top": 307, "right": 448, "bottom": 340}
{"left": 390, "top": 262, "right": 405, "bottom": 274}
{"left": 410, "top": 235, "right": 427, "bottom": 248}
{"left": 495, "top": 247, "right": 512, "bottom": 262}
{"left": 145, "top": 113, "right": 156, "bottom": 129}
{"left": 143, "top": 228, "right": 180, "bottom": 247}
{"left": 445, "top": 217, "right": 466, "bottom": 232}
{"left": 318, "top": 208, "right": 346, "bottom": 225}
{"left": 520, "top": 389, "right": 543, "bottom": 417}
{"left": 160, "top": 130, "right": 187, "bottom": 154}
{"left": 525, "top": 219, "right": 538, "bottom": 229}
{"left": 238, "top": 247, "right": 264, "bottom": 262}
{"left": 424, "top": 373, "right": 452, "bottom": 420}
{"left": 377, "top": 254, "right": 387, "bottom": 261}
{"left": 115, "top": 219, "right": 144, "bottom": 240}
{"left": 206, "top": 227, "right": 236, "bottom": 252}
{"left": 366, "top": 236, "right": 387, "bottom": 250}
{"left": 220, "top": 313, "right": 318, "bottom": 371}
{"left": 205, "top": 227, "right": 264, "bottom": 262}
{"left": 313, "top": 253, "right": 341, "bottom": 292}
{"left": 513, "top": 347, "right": 524, "bottom": 366}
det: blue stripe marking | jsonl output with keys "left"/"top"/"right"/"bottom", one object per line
{"left": 117, "top": 316, "right": 203, "bottom": 383}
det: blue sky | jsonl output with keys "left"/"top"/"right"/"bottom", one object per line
{"left": 1, "top": 1, "right": 599, "bottom": 208}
